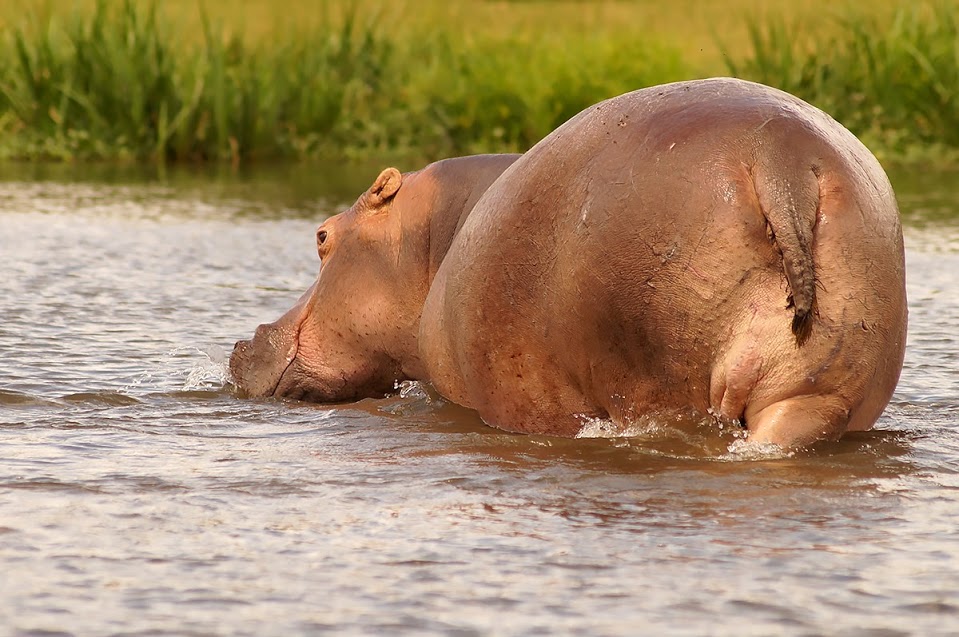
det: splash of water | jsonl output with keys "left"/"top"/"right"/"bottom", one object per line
{"left": 183, "top": 345, "right": 230, "bottom": 390}
{"left": 575, "top": 415, "right": 649, "bottom": 438}
{"left": 395, "top": 380, "right": 431, "bottom": 400}
{"left": 722, "top": 438, "right": 793, "bottom": 460}
{"left": 574, "top": 410, "right": 709, "bottom": 440}
{"left": 124, "top": 345, "right": 231, "bottom": 393}
{"left": 574, "top": 409, "right": 793, "bottom": 460}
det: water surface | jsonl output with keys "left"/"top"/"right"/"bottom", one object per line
{"left": 1, "top": 163, "right": 958, "bottom": 636}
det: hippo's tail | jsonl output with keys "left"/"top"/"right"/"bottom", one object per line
{"left": 752, "top": 163, "right": 819, "bottom": 347}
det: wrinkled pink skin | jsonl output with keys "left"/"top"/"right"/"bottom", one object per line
{"left": 230, "top": 153, "right": 522, "bottom": 402}
{"left": 231, "top": 78, "right": 907, "bottom": 449}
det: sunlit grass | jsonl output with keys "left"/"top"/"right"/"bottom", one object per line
{"left": 726, "top": 2, "right": 959, "bottom": 161}
{"left": 0, "top": 0, "right": 953, "bottom": 163}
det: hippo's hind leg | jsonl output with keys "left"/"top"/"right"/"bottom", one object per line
{"left": 745, "top": 395, "right": 850, "bottom": 448}
{"left": 711, "top": 347, "right": 851, "bottom": 449}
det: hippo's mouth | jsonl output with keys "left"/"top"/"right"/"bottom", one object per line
{"left": 261, "top": 336, "right": 300, "bottom": 399}
{"left": 229, "top": 323, "right": 302, "bottom": 399}
{"left": 269, "top": 345, "right": 300, "bottom": 397}
{"left": 230, "top": 278, "right": 322, "bottom": 399}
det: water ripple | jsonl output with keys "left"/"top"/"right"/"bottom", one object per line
{"left": 1, "top": 178, "right": 958, "bottom": 636}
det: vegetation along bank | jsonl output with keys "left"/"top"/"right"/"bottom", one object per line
{"left": 0, "top": 0, "right": 955, "bottom": 164}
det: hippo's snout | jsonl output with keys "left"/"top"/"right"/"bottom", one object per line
{"left": 228, "top": 337, "right": 259, "bottom": 397}
{"left": 229, "top": 323, "right": 298, "bottom": 399}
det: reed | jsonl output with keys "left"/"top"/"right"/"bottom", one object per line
{"left": 0, "top": 1, "right": 400, "bottom": 161}
{"left": 0, "top": 0, "right": 686, "bottom": 162}
{"left": 0, "top": 0, "right": 955, "bottom": 164}
{"left": 726, "top": 2, "right": 959, "bottom": 161}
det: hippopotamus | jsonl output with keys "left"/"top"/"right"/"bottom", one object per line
{"left": 231, "top": 77, "right": 907, "bottom": 449}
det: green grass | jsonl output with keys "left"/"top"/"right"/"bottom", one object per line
{"left": 0, "top": 0, "right": 687, "bottom": 162}
{"left": 0, "top": 0, "right": 956, "bottom": 164}
{"left": 725, "top": 2, "right": 959, "bottom": 163}
{"left": 0, "top": 1, "right": 400, "bottom": 161}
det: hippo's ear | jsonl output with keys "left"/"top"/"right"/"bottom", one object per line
{"left": 368, "top": 167, "right": 403, "bottom": 207}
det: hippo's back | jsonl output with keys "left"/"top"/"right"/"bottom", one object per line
{"left": 422, "top": 78, "right": 906, "bottom": 440}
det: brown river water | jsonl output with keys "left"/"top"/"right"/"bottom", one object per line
{"left": 1, "top": 162, "right": 958, "bottom": 636}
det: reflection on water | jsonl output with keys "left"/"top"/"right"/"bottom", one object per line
{"left": 0, "top": 159, "right": 387, "bottom": 217}
{"left": 1, "top": 164, "right": 958, "bottom": 635}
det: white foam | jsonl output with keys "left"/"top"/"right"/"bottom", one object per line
{"left": 123, "top": 345, "right": 230, "bottom": 393}
{"left": 182, "top": 345, "right": 230, "bottom": 390}
{"left": 722, "top": 438, "right": 793, "bottom": 460}
{"left": 395, "top": 380, "right": 431, "bottom": 400}
{"left": 574, "top": 414, "right": 669, "bottom": 439}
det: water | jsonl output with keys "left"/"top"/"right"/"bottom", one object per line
{"left": 1, "top": 162, "right": 958, "bottom": 636}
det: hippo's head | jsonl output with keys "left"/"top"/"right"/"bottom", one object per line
{"left": 230, "top": 167, "right": 428, "bottom": 402}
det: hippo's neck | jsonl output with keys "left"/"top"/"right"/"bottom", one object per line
{"left": 401, "top": 154, "right": 521, "bottom": 382}
{"left": 426, "top": 197, "right": 477, "bottom": 282}
{"left": 424, "top": 155, "right": 521, "bottom": 281}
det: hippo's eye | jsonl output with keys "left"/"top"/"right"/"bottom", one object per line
{"left": 316, "top": 228, "right": 331, "bottom": 261}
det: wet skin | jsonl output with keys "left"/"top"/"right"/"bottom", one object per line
{"left": 231, "top": 78, "right": 907, "bottom": 449}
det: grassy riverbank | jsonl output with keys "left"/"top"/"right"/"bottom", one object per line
{"left": 0, "top": 0, "right": 954, "bottom": 164}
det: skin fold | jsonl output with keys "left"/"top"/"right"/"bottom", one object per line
{"left": 231, "top": 78, "right": 907, "bottom": 450}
